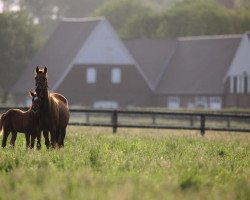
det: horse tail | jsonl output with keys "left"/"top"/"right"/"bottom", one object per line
{"left": 0, "top": 113, "right": 5, "bottom": 135}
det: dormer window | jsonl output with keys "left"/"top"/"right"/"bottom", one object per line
{"left": 86, "top": 67, "right": 96, "bottom": 84}
{"left": 111, "top": 67, "right": 121, "bottom": 84}
{"left": 244, "top": 76, "right": 248, "bottom": 93}
{"left": 230, "top": 75, "right": 250, "bottom": 94}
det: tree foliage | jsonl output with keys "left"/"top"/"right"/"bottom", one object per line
{"left": 91, "top": 0, "right": 154, "bottom": 32}
{"left": 119, "top": 0, "right": 250, "bottom": 38}
{"left": 0, "top": 11, "right": 40, "bottom": 103}
{"left": 120, "top": 12, "right": 161, "bottom": 38}
{"left": 157, "top": 0, "right": 238, "bottom": 37}
{"left": 2, "top": 0, "right": 249, "bottom": 39}
{"left": 17, "top": 0, "right": 110, "bottom": 38}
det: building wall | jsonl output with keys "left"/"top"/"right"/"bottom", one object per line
{"left": 57, "top": 64, "right": 152, "bottom": 107}
{"left": 153, "top": 94, "right": 223, "bottom": 110}
{"left": 224, "top": 78, "right": 250, "bottom": 108}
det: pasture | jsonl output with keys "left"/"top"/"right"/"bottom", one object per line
{"left": 0, "top": 126, "right": 250, "bottom": 200}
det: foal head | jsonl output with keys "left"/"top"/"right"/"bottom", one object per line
{"left": 30, "top": 91, "right": 40, "bottom": 115}
{"left": 35, "top": 66, "right": 48, "bottom": 98}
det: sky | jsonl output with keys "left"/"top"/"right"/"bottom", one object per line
{"left": 0, "top": 1, "right": 20, "bottom": 12}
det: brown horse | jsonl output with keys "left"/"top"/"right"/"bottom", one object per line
{"left": 0, "top": 92, "right": 41, "bottom": 148}
{"left": 35, "top": 66, "right": 69, "bottom": 148}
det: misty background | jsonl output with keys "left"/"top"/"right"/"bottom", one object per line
{"left": 0, "top": 0, "right": 250, "bottom": 104}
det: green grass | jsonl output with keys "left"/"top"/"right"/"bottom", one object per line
{"left": 0, "top": 127, "right": 250, "bottom": 200}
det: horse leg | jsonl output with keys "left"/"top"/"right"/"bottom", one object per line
{"left": 30, "top": 134, "right": 36, "bottom": 149}
{"left": 43, "top": 130, "right": 50, "bottom": 149}
{"left": 2, "top": 130, "right": 10, "bottom": 148}
{"left": 36, "top": 131, "right": 42, "bottom": 150}
{"left": 56, "top": 128, "right": 60, "bottom": 146}
{"left": 10, "top": 131, "right": 17, "bottom": 148}
{"left": 25, "top": 133, "right": 31, "bottom": 149}
{"left": 50, "top": 127, "right": 57, "bottom": 149}
{"left": 59, "top": 128, "right": 66, "bottom": 148}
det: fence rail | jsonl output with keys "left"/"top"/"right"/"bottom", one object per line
{"left": 1, "top": 107, "right": 250, "bottom": 135}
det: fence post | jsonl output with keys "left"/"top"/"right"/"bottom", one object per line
{"left": 200, "top": 115, "right": 205, "bottom": 136}
{"left": 112, "top": 110, "right": 118, "bottom": 134}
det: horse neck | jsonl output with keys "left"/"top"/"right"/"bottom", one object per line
{"left": 41, "top": 89, "right": 50, "bottom": 112}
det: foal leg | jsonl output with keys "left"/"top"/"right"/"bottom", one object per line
{"left": 43, "top": 130, "right": 50, "bottom": 149}
{"left": 10, "top": 131, "right": 17, "bottom": 148}
{"left": 2, "top": 130, "right": 10, "bottom": 148}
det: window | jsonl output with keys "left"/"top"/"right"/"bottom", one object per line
{"left": 209, "top": 97, "right": 222, "bottom": 110}
{"left": 167, "top": 96, "right": 180, "bottom": 109}
{"left": 111, "top": 68, "right": 121, "bottom": 83}
{"left": 233, "top": 76, "right": 237, "bottom": 93}
{"left": 230, "top": 75, "right": 250, "bottom": 94}
{"left": 248, "top": 77, "right": 250, "bottom": 93}
{"left": 93, "top": 101, "right": 118, "bottom": 109}
{"left": 244, "top": 76, "right": 248, "bottom": 94}
{"left": 194, "top": 96, "right": 208, "bottom": 108}
{"left": 230, "top": 77, "right": 233, "bottom": 93}
{"left": 86, "top": 67, "right": 96, "bottom": 83}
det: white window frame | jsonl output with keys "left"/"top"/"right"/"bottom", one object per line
{"left": 230, "top": 76, "right": 234, "bottom": 93}
{"left": 209, "top": 96, "right": 222, "bottom": 110}
{"left": 167, "top": 96, "right": 180, "bottom": 109}
{"left": 237, "top": 75, "right": 242, "bottom": 94}
{"left": 111, "top": 67, "right": 121, "bottom": 84}
{"left": 93, "top": 101, "right": 119, "bottom": 109}
{"left": 86, "top": 67, "right": 96, "bottom": 84}
{"left": 194, "top": 96, "right": 208, "bottom": 108}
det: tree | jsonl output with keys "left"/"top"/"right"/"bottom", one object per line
{"left": 18, "top": 0, "right": 62, "bottom": 38}
{"left": 120, "top": 12, "right": 161, "bottom": 38}
{"left": 237, "top": 6, "right": 250, "bottom": 31}
{"left": 60, "top": 0, "right": 107, "bottom": 18}
{"left": 91, "top": 0, "right": 153, "bottom": 33}
{"left": 235, "top": 0, "right": 250, "bottom": 7}
{"left": 0, "top": 11, "right": 41, "bottom": 103}
{"left": 157, "top": 0, "right": 238, "bottom": 37}
{"left": 1, "top": 0, "right": 16, "bottom": 12}
{"left": 18, "top": 0, "right": 109, "bottom": 38}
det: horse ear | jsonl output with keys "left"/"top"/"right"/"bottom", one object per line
{"left": 36, "top": 67, "right": 39, "bottom": 73}
{"left": 29, "top": 91, "right": 35, "bottom": 97}
{"left": 44, "top": 67, "right": 47, "bottom": 74}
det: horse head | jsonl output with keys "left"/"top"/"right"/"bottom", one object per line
{"left": 35, "top": 66, "right": 48, "bottom": 98}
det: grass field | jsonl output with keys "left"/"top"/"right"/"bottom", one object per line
{"left": 0, "top": 126, "right": 250, "bottom": 200}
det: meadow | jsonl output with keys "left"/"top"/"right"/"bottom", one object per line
{"left": 0, "top": 126, "right": 250, "bottom": 200}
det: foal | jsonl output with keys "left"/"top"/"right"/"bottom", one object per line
{"left": 0, "top": 92, "right": 40, "bottom": 148}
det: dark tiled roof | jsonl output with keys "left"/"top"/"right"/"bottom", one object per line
{"left": 11, "top": 18, "right": 100, "bottom": 94}
{"left": 123, "top": 38, "right": 177, "bottom": 88}
{"left": 155, "top": 35, "right": 241, "bottom": 95}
